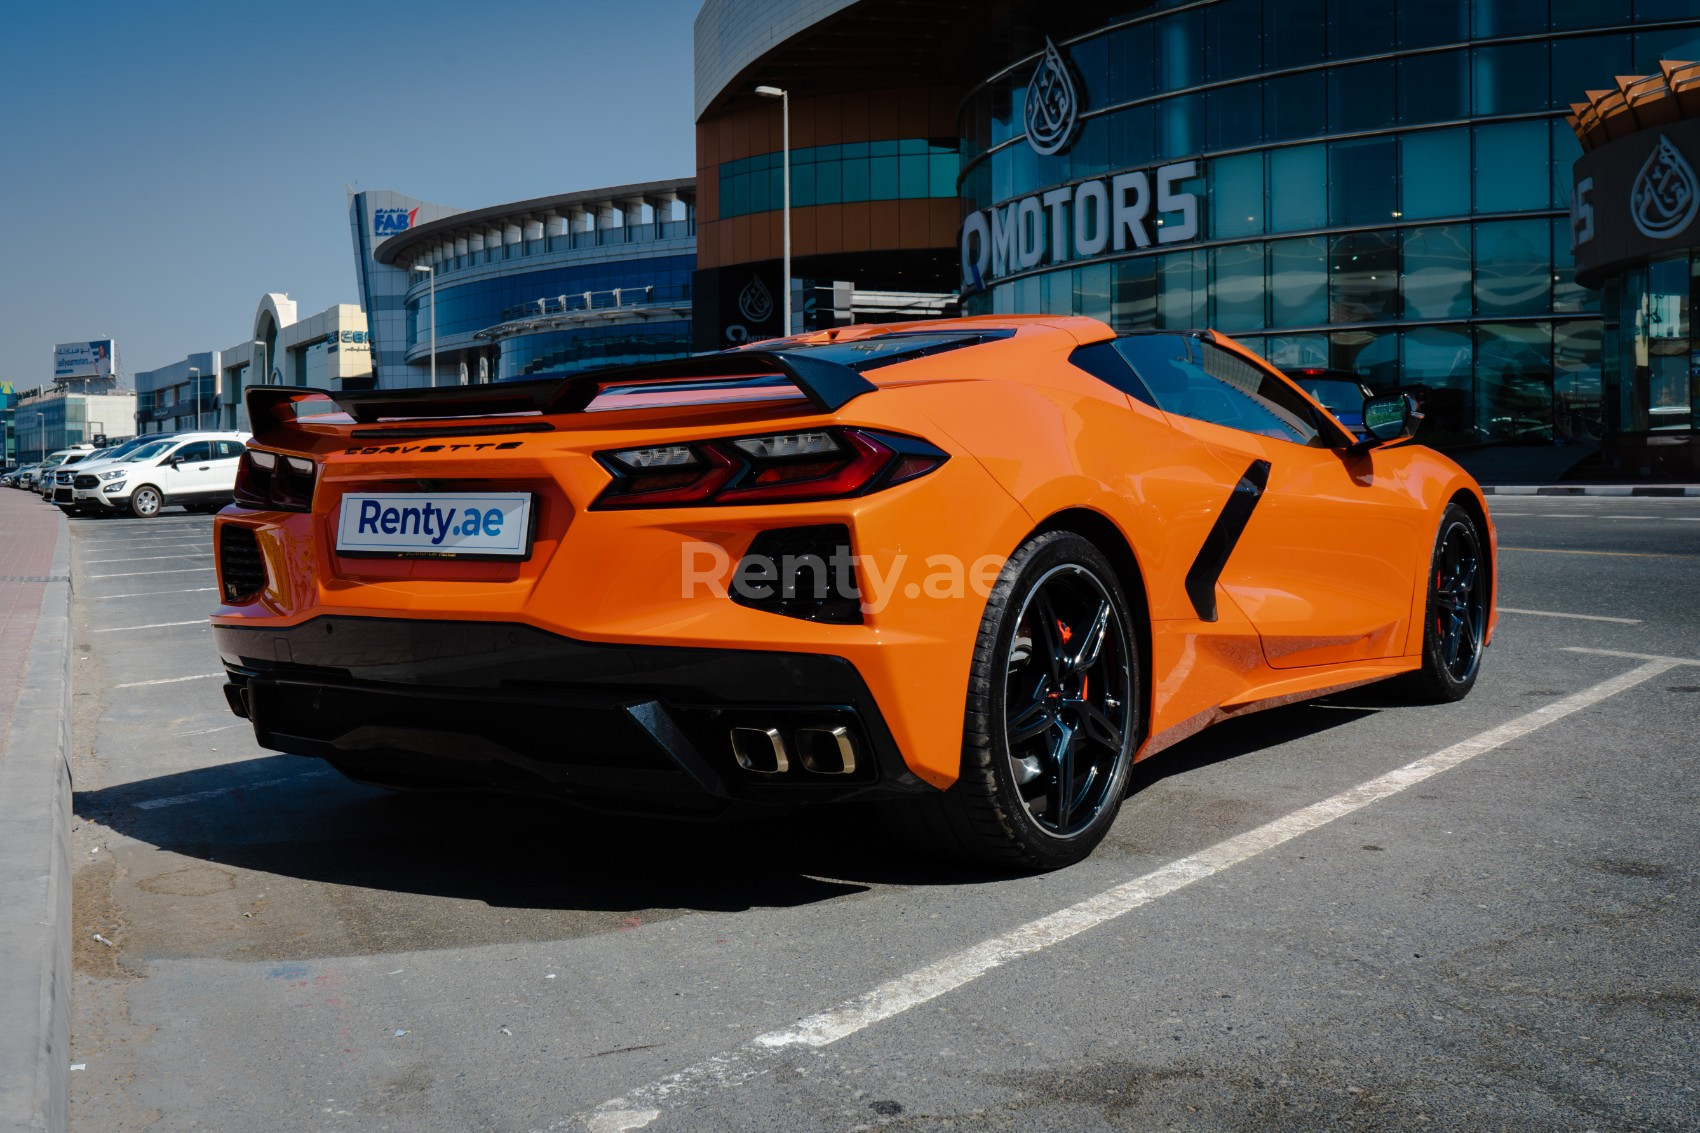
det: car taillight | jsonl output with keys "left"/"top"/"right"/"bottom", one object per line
{"left": 592, "top": 427, "right": 948, "bottom": 509}
{"left": 233, "top": 449, "right": 317, "bottom": 512}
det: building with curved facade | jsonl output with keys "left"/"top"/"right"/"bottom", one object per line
{"left": 1569, "top": 60, "right": 1700, "bottom": 478}
{"left": 348, "top": 181, "right": 696, "bottom": 388}
{"left": 697, "top": 0, "right": 1700, "bottom": 480}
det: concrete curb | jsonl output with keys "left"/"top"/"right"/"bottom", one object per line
{"left": 1480, "top": 484, "right": 1700, "bottom": 497}
{"left": 0, "top": 522, "right": 72, "bottom": 1133}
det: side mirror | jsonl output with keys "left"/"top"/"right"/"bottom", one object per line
{"left": 1359, "top": 392, "right": 1423, "bottom": 445}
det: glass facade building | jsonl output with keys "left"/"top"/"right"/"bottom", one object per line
{"left": 956, "top": 1, "right": 1700, "bottom": 461}
{"left": 352, "top": 181, "right": 697, "bottom": 388}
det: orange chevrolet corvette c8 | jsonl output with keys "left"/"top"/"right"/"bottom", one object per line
{"left": 211, "top": 316, "right": 1495, "bottom": 869}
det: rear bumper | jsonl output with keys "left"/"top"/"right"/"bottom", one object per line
{"left": 214, "top": 616, "right": 929, "bottom": 814}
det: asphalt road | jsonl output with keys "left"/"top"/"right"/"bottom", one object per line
{"left": 65, "top": 495, "right": 1700, "bottom": 1132}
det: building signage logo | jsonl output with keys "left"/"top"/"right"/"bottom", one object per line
{"left": 1630, "top": 135, "right": 1699, "bottom": 240}
{"left": 737, "top": 274, "right": 774, "bottom": 323}
{"left": 1026, "top": 38, "right": 1081, "bottom": 157}
{"left": 373, "top": 207, "right": 420, "bottom": 237}
{"left": 959, "top": 161, "right": 1203, "bottom": 291}
{"left": 53, "top": 340, "right": 116, "bottom": 380}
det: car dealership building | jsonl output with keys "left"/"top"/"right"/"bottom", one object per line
{"left": 348, "top": 182, "right": 698, "bottom": 389}
{"left": 694, "top": 0, "right": 1700, "bottom": 480}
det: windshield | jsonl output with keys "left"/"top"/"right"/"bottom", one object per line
{"left": 124, "top": 440, "right": 176, "bottom": 462}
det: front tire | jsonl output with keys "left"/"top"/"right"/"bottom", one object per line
{"left": 900, "top": 531, "right": 1142, "bottom": 870}
{"left": 128, "top": 486, "right": 163, "bottom": 518}
{"left": 1399, "top": 503, "right": 1489, "bottom": 703}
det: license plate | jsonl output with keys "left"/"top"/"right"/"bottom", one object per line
{"left": 336, "top": 492, "right": 534, "bottom": 558}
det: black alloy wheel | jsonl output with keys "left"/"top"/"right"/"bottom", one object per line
{"left": 1401, "top": 503, "right": 1489, "bottom": 703}
{"left": 893, "top": 530, "right": 1142, "bottom": 870}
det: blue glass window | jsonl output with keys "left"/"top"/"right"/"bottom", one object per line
{"left": 1211, "top": 152, "right": 1265, "bottom": 238}
{"left": 1331, "top": 328, "right": 1399, "bottom": 388}
{"left": 1156, "top": 10, "right": 1204, "bottom": 92}
{"left": 1552, "top": 34, "right": 1630, "bottom": 110}
{"left": 1208, "top": 82, "right": 1262, "bottom": 150}
{"left": 1400, "top": 0, "right": 1468, "bottom": 49}
{"left": 1269, "top": 144, "right": 1327, "bottom": 232}
{"left": 1207, "top": 0, "right": 1262, "bottom": 81}
{"left": 1475, "top": 219, "right": 1552, "bottom": 317}
{"left": 1330, "top": 232, "right": 1400, "bottom": 323}
{"left": 1329, "top": 136, "right": 1397, "bottom": 226}
{"left": 1106, "top": 22, "right": 1154, "bottom": 104}
{"left": 1212, "top": 244, "right": 1267, "bottom": 331}
{"left": 1400, "top": 51, "right": 1469, "bottom": 124}
{"left": 1552, "top": 0, "right": 1627, "bottom": 30}
{"left": 1552, "top": 321, "right": 1604, "bottom": 442}
{"left": 1073, "top": 263, "right": 1112, "bottom": 323}
{"left": 1632, "top": 29, "right": 1700, "bottom": 75}
{"left": 1476, "top": 322, "right": 1555, "bottom": 442}
{"left": 1551, "top": 217, "right": 1594, "bottom": 314}
{"left": 1330, "top": 0, "right": 1395, "bottom": 59}
{"left": 1402, "top": 226, "right": 1473, "bottom": 320}
{"left": 1401, "top": 128, "right": 1471, "bottom": 219}
{"left": 1551, "top": 118, "right": 1583, "bottom": 209}
{"left": 1264, "top": 73, "right": 1325, "bottom": 143}
{"left": 1401, "top": 325, "right": 1474, "bottom": 442}
{"left": 1109, "top": 105, "right": 1156, "bottom": 169}
{"left": 1158, "top": 93, "right": 1203, "bottom": 157}
{"left": 1112, "top": 258, "right": 1158, "bottom": 330}
{"left": 1474, "top": 120, "right": 1549, "bottom": 213}
{"left": 1267, "top": 333, "right": 1330, "bottom": 369}
{"left": 1159, "top": 250, "right": 1207, "bottom": 329}
{"left": 1269, "top": 236, "right": 1328, "bottom": 326}
{"left": 1473, "top": 0, "right": 1549, "bottom": 38}
{"left": 1330, "top": 60, "right": 1397, "bottom": 133}
{"left": 1264, "top": 0, "right": 1326, "bottom": 70}
{"left": 1473, "top": 42, "right": 1549, "bottom": 115}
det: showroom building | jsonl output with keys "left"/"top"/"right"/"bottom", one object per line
{"left": 695, "top": 0, "right": 1700, "bottom": 479}
{"left": 348, "top": 181, "right": 697, "bottom": 388}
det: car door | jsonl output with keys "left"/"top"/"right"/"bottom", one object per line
{"left": 1112, "top": 334, "right": 1427, "bottom": 670}
{"left": 205, "top": 439, "right": 246, "bottom": 503}
{"left": 162, "top": 440, "right": 215, "bottom": 501}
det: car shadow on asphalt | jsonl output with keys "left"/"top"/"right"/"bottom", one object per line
{"left": 73, "top": 699, "right": 1376, "bottom": 916}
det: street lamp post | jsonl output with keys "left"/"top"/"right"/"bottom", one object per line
{"left": 754, "top": 85, "right": 791, "bottom": 337}
{"left": 414, "top": 264, "right": 437, "bottom": 387}
{"left": 188, "top": 366, "right": 202, "bottom": 431}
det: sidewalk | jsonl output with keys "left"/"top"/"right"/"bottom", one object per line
{"left": 0, "top": 488, "right": 72, "bottom": 1133}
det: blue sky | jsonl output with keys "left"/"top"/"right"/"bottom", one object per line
{"left": 0, "top": 0, "right": 701, "bottom": 384}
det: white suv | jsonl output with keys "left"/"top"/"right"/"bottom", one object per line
{"left": 69, "top": 432, "right": 251, "bottom": 517}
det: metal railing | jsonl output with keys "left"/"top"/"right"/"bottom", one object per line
{"left": 497, "top": 283, "right": 692, "bottom": 324}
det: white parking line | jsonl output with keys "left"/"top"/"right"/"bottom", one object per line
{"left": 132, "top": 770, "right": 331, "bottom": 810}
{"left": 87, "top": 567, "right": 214, "bottom": 579}
{"left": 1561, "top": 646, "right": 1700, "bottom": 666}
{"left": 92, "top": 587, "right": 217, "bottom": 600}
{"left": 1537, "top": 513, "right": 1590, "bottom": 518}
{"left": 570, "top": 661, "right": 1676, "bottom": 1133}
{"left": 114, "top": 673, "right": 222, "bottom": 689}
{"left": 171, "top": 723, "right": 246, "bottom": 737}
{"left": 94, "top": 620, "right": 206, "bottom": 633}
{"left": 1498, "top": 607, "right": 1642, "bottom": 624}
{"left": 83, "top": 554, "right": 212, "bottom": 565}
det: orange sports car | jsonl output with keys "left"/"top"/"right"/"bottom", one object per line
{"left": 211, "top": 316, "right": 1495, "bottom": 869}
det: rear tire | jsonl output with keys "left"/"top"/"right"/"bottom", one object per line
{"left": 894, "top": 531, "right": 1142, "bottom": 871}
{"left": 1397, "top": 503, "right": 1489, "bottom": 703}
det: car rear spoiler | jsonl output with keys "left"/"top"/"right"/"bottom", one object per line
{"left": 246, "top": 349, "right": 877, "bottom": 446}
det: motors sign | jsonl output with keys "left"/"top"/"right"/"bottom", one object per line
{"left": 960, "top": 161, "right": 1203, "bottom": 290}
{"left": 1572, "top": 116, "right": 1700, "bottom": 286}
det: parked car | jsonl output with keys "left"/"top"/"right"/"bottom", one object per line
{"left": 67, "top": 432, "right": 251, "bottom": 517}
{"left": 213, "top": 317, "right": 1496, "bottom": 870}
{"left": 11, "top": 463, "right": 44, "bottom": 489}
{"left": 0, "top": 465, "right": 22, "bottom": 487}
{"left": 48, "top": 435, "right": 173, "bottom": 513}
{"left": 41, "top": 445, "right": 104, "bottom": 502}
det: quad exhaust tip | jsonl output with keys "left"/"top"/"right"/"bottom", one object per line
{"left": 795, "top": 725, "right": 857, "bottom": 775}
{"left": 730, "top": 726, "right": 788, "bottom": 775}
{"left": 728, "top": 724, "right": 860, "bottom": 776}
